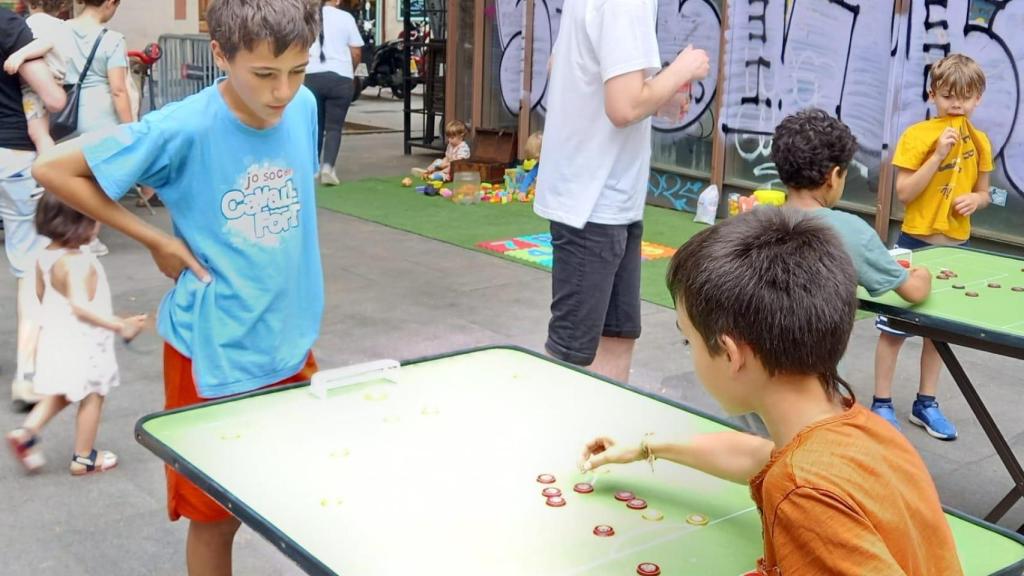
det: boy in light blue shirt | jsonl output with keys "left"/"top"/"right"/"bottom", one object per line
{"left": 772, "top": 109, "right": 934, "bottom": 429}
{"left": 33, "top": 1, "right": 323, "bottom": 573}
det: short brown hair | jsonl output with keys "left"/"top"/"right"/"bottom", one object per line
{"left": 35, "top": 193, "right": 96, "bottom": 249}
{"left": 666, "top": 207, "right": 858, "bottom": 399}
{"left": 27, "top": 0, "right": 69, "bottom": 13}
{"left": 207, "top": 0, "right": 320, "bottom": 60}
{"left": 930, "top": 53, "right": 986, "bottom": 99}
{"left": 76, "top": 0, "right": 117, "bottom": 7}
{"left": 445, "top": 120, "right": 467, "bottom": 138}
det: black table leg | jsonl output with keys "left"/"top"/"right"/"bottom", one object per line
{"left": 933, "top": 341, "right": 1024, "bottom": 529}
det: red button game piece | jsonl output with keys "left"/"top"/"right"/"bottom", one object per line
{"left": 637, "top": 562, "right": 661, "bottom": 576}
{"left": 545, "top": 496, "right": 566, "bottom": 507}
{"left": 573, "top": 482, "right": 594, "bottom": 494}
{"left": 541, "top": 487, "right": 562, "bottom": 498}
{"left": 614, "top": 491, "right": 635, "bottom": 502}
{"left": 897, "top": 259, "right": 910, "bottom": 269}
{"left": 593, "top": 524, "right": 615, "bottom": 537}
{"left": 626, "top": 498, "right": 648, "bottom": 510}
{"left": 537, "top": 474, "right": 556, "bottom": 484}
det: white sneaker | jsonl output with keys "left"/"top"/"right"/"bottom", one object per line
{"left": 319, "top": 168, "right": 340, "bottom": 187}
{"left": 86, "top": 238, "right": 109, "bottom": 256}
{"left": 11, "top": 378, "right": 41, "bottom": 412}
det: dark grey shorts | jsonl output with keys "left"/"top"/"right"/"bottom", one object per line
{"left": 546, "top": 220, "right": 643, "bottom": 366}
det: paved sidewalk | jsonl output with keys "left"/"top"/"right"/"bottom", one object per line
{"left": 1, "top": 97, "right": 1021, "bottom": 575}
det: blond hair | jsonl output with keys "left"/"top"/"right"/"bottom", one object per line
{"left": 930, "top": 53, "right": 986, "bottom": 99}
{"left": 445, "top": 120, "right": 467, "bottom": 139}
{"left": 524, "top": 131, "right": 543, "bottom": 160}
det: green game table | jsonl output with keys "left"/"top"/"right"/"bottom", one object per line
{"left": 136, "top": 347, "right": 1024, "bottom": 575}
{"left": 859, "top": 246, "right": 1024, "bottom": 532}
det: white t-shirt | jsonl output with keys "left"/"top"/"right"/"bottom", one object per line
{"left": 534, "top": 0, "right": 660, "bottom": 228}
{"left": 307, "top": 6, "right": 364, "bottom": 78}
{"left": 26, "top": 12, "right": 72, "bottom": 82}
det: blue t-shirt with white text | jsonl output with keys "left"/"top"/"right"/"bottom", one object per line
{"left": 83, "top": 81, "right": 324, "bottom": 398}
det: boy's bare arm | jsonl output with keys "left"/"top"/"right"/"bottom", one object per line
{"left": 952, "top": 170, "right": 991, "bottom": 216}
{"left": 603, "top": 46, "right": 709, "bottom": 128}
{"left": 894, "top": 266, "right": 931, "bottom": 304}
{"left": 894, "top": 127, "right": 959, "bottom": 204}
{"left": 648, "top": 432, "right": 774, "bottom": 484}
{"left": 580, "top": 431, "right": 774, "bottom": 485}
{"left": 3, "top": 38, "right": 54, "bottom": 75}
{"left": 18, "top": 58, "right": 65, "bottom": 113}
{"left": 33, "top": 144, "right": 210, "bottom": 283}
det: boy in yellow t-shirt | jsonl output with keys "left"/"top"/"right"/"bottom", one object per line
{"left": 872, "top": 53, "right": 992, "bottom": 440}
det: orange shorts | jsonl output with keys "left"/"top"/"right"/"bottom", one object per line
{"left": 163, "top": 343, "right": 318, "bottom": 522}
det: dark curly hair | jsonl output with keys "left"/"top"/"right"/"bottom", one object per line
{"left": 771, "top": 108, "right": 858, "bottom": 191}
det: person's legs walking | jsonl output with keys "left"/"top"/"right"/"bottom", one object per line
{"left": 0, "top": 152, "right": 47, "bottom": 410}
{"left": 304, "top": 72, "right": 329, "bottom": 160}
{"left": 319, "top": 75, "right": 355, "bottom": 186}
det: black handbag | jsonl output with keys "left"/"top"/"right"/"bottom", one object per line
{"left": 50, "top": 28, "right": 107, "bottom": 140}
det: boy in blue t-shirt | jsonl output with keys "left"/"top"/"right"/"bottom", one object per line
{"left": 773, "top": 109, "right": 934, "bottom": 425}
{"left": 33, "top": 1, "right": 323, "bottom": 573}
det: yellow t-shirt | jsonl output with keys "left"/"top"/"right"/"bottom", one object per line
{"left": 893, "top": 116, "right": 993, "bottom": 241}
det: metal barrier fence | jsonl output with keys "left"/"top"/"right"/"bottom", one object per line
{"left": 154, "top": 34, "right": 219, "bottom": 109}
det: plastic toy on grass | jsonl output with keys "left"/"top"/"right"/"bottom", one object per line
{"left": 401, "top": 177, "right": 413, "bottom": 187}
{"left": 440, "top": 188, "right": 453, "bottom": 198}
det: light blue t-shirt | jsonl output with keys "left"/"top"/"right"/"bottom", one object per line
{"left": 83, "top": 82, "right": 324, "bottom": 398}
{"left": 813, "top": 208, "right": 907, "bottom": 297}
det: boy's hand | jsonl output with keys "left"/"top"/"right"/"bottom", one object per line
{"left": 953, "top": 192, "right": 984, "bottom": 216}
{"left": 151, "top": 236, "right": 211, "bottom": 284}
{"left": 578, "top": 436, "right": 642, "bottom": 472}
{"left": 671, "top": 45, "right": 711, "bottom": 84}
{"left": 3, "top": 53, "right": 26, "bottom": 75}
{"left": 119, "top": 314, "right": 148, "bottom": 342}
{"left": 932, "top": 127, "right": 960, "bottom": 160}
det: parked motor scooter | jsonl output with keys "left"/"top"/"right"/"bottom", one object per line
{"left": 357, "top": 39, "right": 407, "bottom": 99}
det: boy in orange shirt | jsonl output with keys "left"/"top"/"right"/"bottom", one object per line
{"left": 579, "top": 208, "right": 962, "bottom": 574}
{"left": 873, "top": 53, "right": 992, "bottom": 440}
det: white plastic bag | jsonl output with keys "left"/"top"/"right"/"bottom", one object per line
{"left": 693, "top": 184, "right": 720, "bottom": 225}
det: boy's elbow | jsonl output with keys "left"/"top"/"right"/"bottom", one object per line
{"left": 896, "top": 274, "right": 931, "bottom": 304}
{"left": 31, "top": 159, "right": 53, "bottom": 188}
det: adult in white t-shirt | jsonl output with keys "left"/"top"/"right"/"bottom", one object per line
{"left": 535, "top": 0, "right": 709, "bottom": 382}
{"left": 305, "top": 0, "right": 364, "bottom": 186}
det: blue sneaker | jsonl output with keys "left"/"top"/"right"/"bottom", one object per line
{"left": 870, "top": 401, "right": 902, "bottom": 431}
{"left": 910, "top": 399, "right": 958, "bottom": 440}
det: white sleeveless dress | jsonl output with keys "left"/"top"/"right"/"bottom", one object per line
{"left": 33, "top": 248, "right": 120, "bottom": 402}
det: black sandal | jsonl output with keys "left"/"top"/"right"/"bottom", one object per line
{"left": 70, "top": 449, "right": 118, "bottom": 476}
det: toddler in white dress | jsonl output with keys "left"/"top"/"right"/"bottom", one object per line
{"left": 5, "top": 193, "right": 146, "bottom": 475}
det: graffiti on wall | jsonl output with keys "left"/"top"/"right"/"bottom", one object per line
{"left": 648, "top": 169, "right": 705, "bottom": 212}
{"left": 488, "top": 0, "right": 1024, "bottom": 235}
{"left": 495, "top": 0, "right": 564, "bottom": 115}
{"left": 721, "top": 0, "right": 894, "bottom": 190}
{"left": 653, "top": 0, "right": 722, "bottom": 133}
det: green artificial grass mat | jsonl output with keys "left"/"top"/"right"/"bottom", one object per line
{"left": 316, "top": 177, "right": 709, "bottom": 308}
